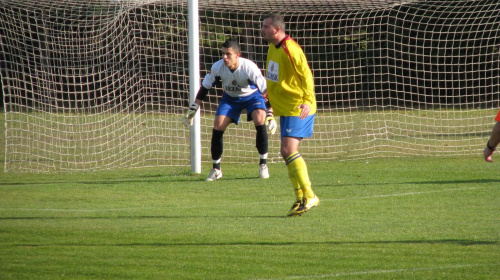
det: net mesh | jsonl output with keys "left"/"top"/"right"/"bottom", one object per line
{"left": 1, "top": 0, "right": 498, "bottom": 172}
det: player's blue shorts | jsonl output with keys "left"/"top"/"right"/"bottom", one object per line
{"left": 215, "top": 91, "right": 267, "bottom": 124}
{"left": 280, "top": 114, "right": 315, "bottom": 138}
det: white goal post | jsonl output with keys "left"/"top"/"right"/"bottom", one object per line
{"left": 188, "top": 0, "right": 201, "bottom": 173}
{"left": 0, "top": 0, "right": 498, "bottom": 172}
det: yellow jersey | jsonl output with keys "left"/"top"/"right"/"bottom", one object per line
{"left": 265, "top": 35, "right": 316, "bottom": 117}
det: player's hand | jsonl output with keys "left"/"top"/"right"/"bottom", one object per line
{"left": 265, "top": 109, "right": 277, "bottom": 135}
{"left": 261, "top": 91, "right": 269, "bottom": 102}
{"left": 182, "top": 103, "right": 199, "bottom": 127}
{"left": 484, "top": 141, "right": 496, "bottom": 162}
{"left": 297, "top": 104, "right": 311, "bottom": 119}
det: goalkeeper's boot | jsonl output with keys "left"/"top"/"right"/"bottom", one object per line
{"left": 296, "top": 195, "right": 320, "bottom": 215}
{"left": 206, "top": 168, "right": 222, "bottom": 181}
{"left": 286, "top": 199, "right": 304, "bottom": 217}
{"left": 259, "top": 164, "right": 269, "bottom": 179}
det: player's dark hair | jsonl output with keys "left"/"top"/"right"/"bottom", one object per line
{"left": 222, "top": 38, "right": 241, "bottom": 54}
{"left": 265, "top": 12, "right": 285, "bottom": 32}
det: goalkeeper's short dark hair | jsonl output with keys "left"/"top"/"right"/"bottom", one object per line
{"left": 222, "top": 38, "right": 241, "bottom": 54}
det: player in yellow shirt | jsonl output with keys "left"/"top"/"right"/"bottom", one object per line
{"left": 261, "top": 13, "right": 319, "bottom": 216}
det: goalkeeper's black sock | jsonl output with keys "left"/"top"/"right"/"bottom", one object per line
{"left": 256, "top": 124, "right": 268, "bottom": 165}
{"left": 255, "top": 124, "right": 268, "bottom": 155}
{"left": 211, "top": 129, "right": 224, "bottom": 169}
{"left": 259, "top": 154, "right": 267, "bottom": 165}
{"left": 213, "top": 162, "right": 221, "bottom": 170}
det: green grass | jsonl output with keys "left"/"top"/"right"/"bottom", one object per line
{"left": 0, "top": 156, "right": 499, "bottom": 279}
{"left": 2, "top": 108, "right": 497, "bottom": 172}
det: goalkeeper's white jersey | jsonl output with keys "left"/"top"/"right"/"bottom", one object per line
{"left": 201, "top": 57, "right": 267, "bottom": 98}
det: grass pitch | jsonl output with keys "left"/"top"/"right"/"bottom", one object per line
{"left": 0, "top": 156, "right": 499, "bottom": 279}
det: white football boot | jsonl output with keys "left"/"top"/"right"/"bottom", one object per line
{"left": 206, "top": 168, "right": 222, "bottom": 181}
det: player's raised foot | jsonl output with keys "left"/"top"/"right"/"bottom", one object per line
{"left": 295, "top": 195, "right": 320, "bottom": 215}
{"left": 206, "top": 168, "right": 222, "bottom": 181}
{"left": 259, "top": 164, "right": 269, "bottom": 179}
{"left": 286, "top": 200, "right": 303, "bottom": 217}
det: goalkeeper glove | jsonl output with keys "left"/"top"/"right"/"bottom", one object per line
{"left": 265, "top": 109, "right": 277, "bottom": 135}
{"left": 182, "top": 103, "right": 199, "bottom": 127}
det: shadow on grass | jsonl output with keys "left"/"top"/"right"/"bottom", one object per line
{"left": 0, "top": 177, "right": 197, "bottom": 186}
{"left": 11, "top": 239, "right": 498, "bottom": 247}
{"left": 319, "top": 178, "right": 500, "bottom": 188}
{"left": 0, "top": 174, "right": 265, "bottom": 187}
{"left": 0, "top": 215, "right": 286, "bottom": 220}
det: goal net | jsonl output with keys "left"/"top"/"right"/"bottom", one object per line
{"left": 1, "top": 0, "right": 498, "bottom": 172}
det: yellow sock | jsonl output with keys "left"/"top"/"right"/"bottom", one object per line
{"left": 286, "top": 152, "right": 315, "bottom": 199}
{"left": 287, "top": 166, "right": 303, "bottom": 201}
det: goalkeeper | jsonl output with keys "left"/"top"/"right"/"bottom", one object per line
{"left": 182, "top": 38, "right": 277, "bottom": 181}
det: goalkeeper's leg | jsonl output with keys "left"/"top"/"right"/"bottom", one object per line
{"left": 211, "top": 129, "right": 224, "bottom": 170}
{"left": 206, "top": 115, "right": 232, "bottom": 181}
{"left": 255, "top": 124, "right": 268, "bottom": 165}
{"left": 206, "top": 128, "right": 225, "bottom": 181}
{"left": 256, "top": 124, "right": 269, "bottom": 178}
{"left": 251, "top": 108, "right": 270, "bottom": 178}
{"left": 210, "top": 115, "right": 234, "bottom": 169}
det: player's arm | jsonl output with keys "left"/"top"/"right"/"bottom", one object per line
{"left": 294, "top": 61, "right": 314, "bottom": 119}
{"left": 484, "top": 121, "right": 500, "bottom": 162}
{"left": 182, "top": 67, "right": 219, "bottom": 126}
{"left": 290, "top": 44, "right": 315, "bottom": 117}
{"left": 248, "top": 61, "right": 268, "bottom": 96}
{"left": 181, "top": 86, "right": 209, "bottom": 127}
{"left": 298, "top": 61, "right": 315, "bottom": 107}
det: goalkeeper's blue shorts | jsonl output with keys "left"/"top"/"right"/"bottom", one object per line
{"left": 215, "top": 91, "right": 266, "bottom": 124}
{"left": 280, "top": 114, "right": 315, "bottom": 139}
